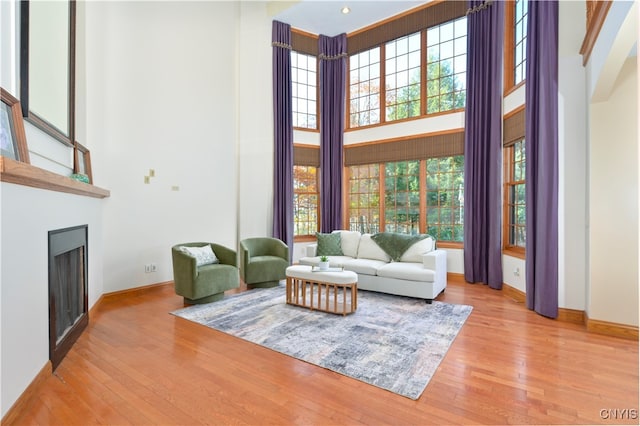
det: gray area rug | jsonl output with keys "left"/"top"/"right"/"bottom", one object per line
{"left": 171, "top": 285, "right": 472, "bottom": 400}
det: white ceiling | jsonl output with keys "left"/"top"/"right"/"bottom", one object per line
{"left": 272, "top": 1, "right": 430, "bottom": 37}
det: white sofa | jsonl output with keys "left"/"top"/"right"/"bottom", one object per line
{"left": 299, "top": 230, "right": 447, "bottom": 303}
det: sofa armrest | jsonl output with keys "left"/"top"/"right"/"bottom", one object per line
{"left": 306, "top": 243, "right": 318, "bottom": 257}
{"left": 422, "top": 249, "right": 446, "bottom": 271}
{"left": 422, "top": 249, "right": 447, "bottom": 290}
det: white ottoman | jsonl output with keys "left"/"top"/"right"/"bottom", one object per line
{"left": 285, "top": 265, "right": 358, "bottom": 315}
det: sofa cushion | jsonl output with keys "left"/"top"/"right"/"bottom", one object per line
{"left": 316, "top": 232, "right": 343, "bottom": 256}
{"left": 332, "top": 230, "right": 361, "bottom": 258}
{"left": 400, "top": 236, "right": 435, "bottom": 263}
{"left": 343, "top": 258, "right": 387, "bottom": 276}
{"left": 376, "top": 262, "right": 436, "bottom": 282}
{"left": 357, "top": 234, "right": 391, "bottom": 262}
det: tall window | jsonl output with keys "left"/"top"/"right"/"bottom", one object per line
{"left": 346, "top": 156, "right": 464, "bottom": 243}
{"left": 347, "top": 164, "right": 380, "bottom": 233}
{"left": 293, "top": 165, "right": 319, "bottom": 237}
{"left": 291, "top": 51, "right": 317, "bottom": 129}
{"left": 514, "top": 0, "right": 528, "bottom": 85}
{"left": 347, "top": 15, "right": 467, "bottom": 128}
{"left": 384, "top": 161, "right": 420, "bottom": 233}
{"left": 426, "top": 17, "right": 467, "bottom": 114}
{"left": 385, "top": 33, "right": 421, "bottom": 122}
{"left": 426, "top": 156, "right": 464, "bottom": 242}
{"left": 504, "top": 140, "right": 526, "bottom": 250}
{"left": 349, "top": 47, "right": 381, "bottom": 128}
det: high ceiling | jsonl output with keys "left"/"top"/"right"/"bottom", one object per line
{"left": 271, "top": 1, "right": 430, "bottom": 37}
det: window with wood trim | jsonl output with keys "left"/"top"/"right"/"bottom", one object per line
{"left": 504, "top": 139, "right": 526, "bottom": 251}
{"left": 291, "top": 51, "right": 317, "bottom": 130}
{"left": 385, "top": 33, "right": 421, "bottom": 122}
{"left": 513, "top": 0, "right": 528, "bottom": 85}
{"left": 293, "top": 165, "right": 319, "bottom": 237}
{"left": 346, "top": 156, "right": 464, "bottom": 242}
{"left": 426, "top": 155, "right": 464, "bottom": 242}
{"left": 346, "top": 10, "right": 467, "bottom": 129}
{"left": 349, "top": 47, "right": 381, "bottom": 128}
{"left": 384, "top": 160, "right": 421, "bottom": 233}
{"left": 347, "top": 164, "right": 381, "bottom": 233}
{"left": 505, "top": 0, "right": 528, "bottom": 91}
{"left": 426, "top": 17, "right": 467, "bottom": 114}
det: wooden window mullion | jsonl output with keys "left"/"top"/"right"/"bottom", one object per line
{"left": 345, "top": 56, "right": 350, "bottom": 130}
{"left": 420, "top": 30, "right": 427, "bottom": 116}
{"left": 419, "top": 160, "right": 427, "bottom": 234}
{"left": 378, "top": 164, "right": 385, "bottom": 232}
{"left": 380, "top": 44, "right": 386, "bottom": 125}
{"left": 502, "top": 146, "right": 511, "bottom": 250}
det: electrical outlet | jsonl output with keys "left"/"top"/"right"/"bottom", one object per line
{"left": 151, "top": 263, "right": 157, "bottom": 272}
{"left": 145, "top": 264, "right": 152, "bottom": 273}
{"left": 514, "top": 267, "right": 520, "bottom": 277}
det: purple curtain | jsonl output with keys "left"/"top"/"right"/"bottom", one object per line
{"left": 271, "top": 21, "right": 293, "bottom": 258}
{"left": 525, "top": 1, "right": 559, "bottom": 318}
{"left": 319, "top": 34, "right": 347, "bottom": 232}
{"left": 463, "top": 0, "right": 504, "bottom": 289}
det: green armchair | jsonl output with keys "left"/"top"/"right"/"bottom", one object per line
{"left": 239, "top": 237, "right": 289, "bottom": 288}
{"left": 171, "top": 242, "right": 240, "bottom": 304}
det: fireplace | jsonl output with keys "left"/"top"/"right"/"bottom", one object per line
{"left": 48, "top": 225, "right": 88, "bottom": 370}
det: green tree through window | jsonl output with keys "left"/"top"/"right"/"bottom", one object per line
{"left": 426, "top": 17, "right": 467, "bottom": 114}
{"left": 348, "top": 164, "right": 380, "bottom": 233}
{"left": 505, "top": 140, "right": 526, "bottom": 248}
{"left": 385, "top": 161, "right": 421, "bottom": 233}
{"left": 385, "top": 33, "right": 421, "bottom": 122}
{"left": 293, "top": 165, "right": 319, "bottom": 236}
{"left": 347, "top": 156, "right": 464, "bottom": 242}
{"left": 426, "top": 156, "right": 464, "bottom": 242}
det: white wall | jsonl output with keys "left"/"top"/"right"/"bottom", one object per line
{"left": 0, "top": 183, "right": 104, "bottom": 417}
{"left": 0, "top": 0, "right": 18, "bottom": 94}
{"left": 237, "top": 2, "right": 274, "bottom": 241}
{"left": 589, "top": 57, "right": 638, "bottom": 326}
{"left": 585, "top": 0, "right": 638, "bottom": 326}
{"left": 84, "top": 1, "right": 240, "bottom": 292}
{"left": 558, "top": 0, "right": 589, "bottom": 310}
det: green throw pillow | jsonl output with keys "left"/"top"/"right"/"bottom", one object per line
{"left": 316, "top": 232, "right": 343, "bottom": 256}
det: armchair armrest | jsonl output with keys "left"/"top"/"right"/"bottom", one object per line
{"left": 306, "top": 243, "right": 318, "bottom": 257}
{"left": 172, "top": 248, "right": 198, "bottom": 283}
{"left": 211, "top": 243, "right": 237, "bottom": 266}
{"left": 239, "top": 240, "right": 250, "bottom": 280}
{"left": 270, "top": 238, "right": 289, "bottom": 261}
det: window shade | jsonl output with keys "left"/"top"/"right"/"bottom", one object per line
{"left": 292, "top": 29, "right": 318, "bottom": 56}
{"left": 504, "top": 107, "right": 526, "bottom": 147}
{"left": 344, "top": 130, "right": 464, "bottom": 166}
{"left": 293, "top": 144, "right": 320, "bottom": 167}
{"left": 347, "top": 1, "right": 467, "bottom": 55}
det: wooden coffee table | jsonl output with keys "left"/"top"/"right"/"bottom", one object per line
{"left": 285, "top": 265, "right": 358, "bottom": 315}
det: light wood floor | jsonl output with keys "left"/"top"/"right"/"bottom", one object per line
{"left": 8, "top": 277, "right": 639, "bottom": 425}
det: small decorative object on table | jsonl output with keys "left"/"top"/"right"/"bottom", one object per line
{"left": 318, "top": 255, "right": 329, "bottom": 270}
{"left": 70, "top": 173, "right": 90, "bottom": 183}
